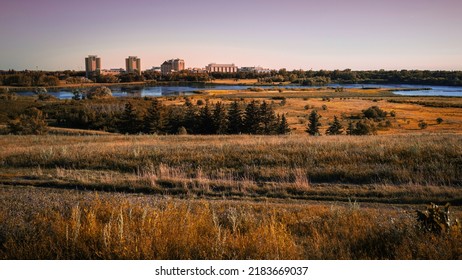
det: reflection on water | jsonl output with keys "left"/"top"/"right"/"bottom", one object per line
{"left": 12, "top": 84, "right": 462, "bottom": 99}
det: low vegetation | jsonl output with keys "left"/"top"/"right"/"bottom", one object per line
{"left": 0, "top": 187, "right": 460, "bottom": 260}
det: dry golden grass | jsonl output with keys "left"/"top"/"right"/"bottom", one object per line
{"left": 0, "top": 186, "right": 460, "bottom": 260}
{"left": 0, "top": 134, "right": 461, "bottom": 204}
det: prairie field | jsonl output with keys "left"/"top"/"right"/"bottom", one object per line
{"left": 1, "top": 89, "right": 462, "bottom": 259}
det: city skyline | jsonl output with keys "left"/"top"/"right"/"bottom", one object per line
{"left": 1, "top": 0, "right": 462, "bottom": 71}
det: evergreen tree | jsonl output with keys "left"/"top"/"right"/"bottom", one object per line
{"left": 118, "top": 102, "right": 142, "bottom": 134}
{"left": 306, "top": 110, "right": 321, "bottom": 136}
{"left": 259, "top": 101, "right": 277, "bottom": 134}
{"left": 277, "top": 114, "right": 291, "bottom": 135}
{"left": 164, "top": 106, "right": 184, "bottom": 134}
{"left": 212, "top": 102, "right": 228, "bottom": 134}
{"left": 227, "top": 101, "right": 243, "bottom": 134}
{"left": 243, "top": 100, "right": 261, "bottom": 134}
{"left": 183, "top": 101, "right": 198, "bottom": 134}
{"left": 347, "top": 121, "right": 355, "bottom": 135}
{"left": 198, "top": 102, "right": 214, "bottom": 134}
{"left": 144, "top": 99, "right": 165, "bottom": 134}
{"left": 326, "top": 115, "right": 344, "bottom": 135}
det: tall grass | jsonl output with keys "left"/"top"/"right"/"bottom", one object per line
{"left": 0, "top": 187, "right": 460, "bottom": 259}
{"left": 1, "top": 134, "right": 461, "bottom": 203}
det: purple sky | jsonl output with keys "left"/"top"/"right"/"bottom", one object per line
{"left": 1, "top": 0, "right": 461, "bottom": 71}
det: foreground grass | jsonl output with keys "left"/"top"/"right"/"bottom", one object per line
{"left": 1, "top": 134, "right": 461, "bottom": 204}
{"left": 1, "top": 186, "right": 460, "bottom": 260}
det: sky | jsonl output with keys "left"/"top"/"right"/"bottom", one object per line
{"left": 1, "top": 0, "right": 461, "bottom": 71}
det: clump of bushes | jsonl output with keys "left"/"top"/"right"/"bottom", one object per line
{"left": 416, "top": 203, "right": 460, "bottom": 234}
{"left": 7, "top": 107, "right": 49, "bottom": 135}
{"left": 85, "top": 86, "right": 113, "bottom": 99}
{"left": 363, "top": 106, "right": 387, "bottom": 120}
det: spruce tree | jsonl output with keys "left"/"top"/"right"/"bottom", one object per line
{"left": 227, "top": 101, "right": 243, "bottom": 134}
{"left": 212, "top": 102, "right": 228, "bottom": 134}
{"left": 326, "top": 115, "right": 343, "bottom": 135}
{"left": 259, "top": 101, "right": 277, "bottom": 134}
{"left": 144, "top": 99, "right": 165, "bottom": 134}
{"left": 198, "top": 102, "right": 214, "bottom": 134}
{"left": 243, "top": 100, "right": 261, "bottom": 134}
{"left": 183, "top": 101, "right": 198, "bottom": 134}
{"left": 119, "top": 102, "right": 142, "bottom": 134}
{"left": 277, "top": 114, "right": 291, "bottom": 135}
{"left": 347, "top": 121, "right": 355, "bottom": 135}
{"left": 306, "top": 110, "right": 321, "bottom": 136}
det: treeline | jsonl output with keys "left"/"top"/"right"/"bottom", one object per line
{"left": 52, "top": 99, "right": 290, "bottom": 135}
{"left": 2, "top": 69, "right": 461, "bottom": 87}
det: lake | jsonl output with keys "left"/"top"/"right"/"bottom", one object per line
{"left": 12, "top": 84, "right": 462, "bottom": 99}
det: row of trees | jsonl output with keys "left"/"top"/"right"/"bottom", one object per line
{"left": 307, "top": 107, "right": 389, "bottom": 136}
{"left": 54, "top": 99, "right": 290, "bottom": 135}
{"left": 2, "top": 69, "right": 461, "bottom": 87}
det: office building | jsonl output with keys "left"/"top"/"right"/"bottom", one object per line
{"left": 161, "top": 59, "right": 185, "bottom": 75}
{"left": 85, "top": 55, "right": 101, "bottom": 77}
{"left": 125, "top": 56, "right": 141, "bottom": 75}
{"left": 206, "top": 63, "right": 238, "bottom": 73}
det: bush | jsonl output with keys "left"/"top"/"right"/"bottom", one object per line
{"left": 86, "top": 86, "right": 112, "bottom": 99}
{"left": 363, "top": 106, "right": 387, "bottom": 120}
{"left": 177, "top": 126, "right": 188, "bottom": 135}
{"left": 418, "top": 120, "right": 428, "bottom": 129}
{"left": 347, "top": 120, "right": 377, "bottom": 135}
{"left": 436, "top": 117, "right": 443, "bottom": 124}
{"left": 7, "top": 107, "right": 49, "bottom": 135}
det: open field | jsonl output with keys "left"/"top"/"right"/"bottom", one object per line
{"left": 1, "top": 90, "right": 462, "bottom": 259}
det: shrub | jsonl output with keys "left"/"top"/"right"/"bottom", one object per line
{"left": 86, "top": 86, "right": 112, "bottom": 99}
{"left": 177, "top": 126, "right": 188, "bottom": 135}
{"left": 418, "top": 120, "right": 428, "bottom": 129}
{"left": 7, "top": 107, "right": 49, "bottom": 135}
{"left": 416, "top": 203, "right": 453, "bottom": 234}
{"left": 363, "top": 106, "right": 387, "bottom": 120}
{"left": 436, "top": 117, "right": 443, "bottom": 124}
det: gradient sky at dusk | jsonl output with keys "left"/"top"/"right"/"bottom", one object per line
{"left": 1, "top": 0, "right": 461, "bottom": 71}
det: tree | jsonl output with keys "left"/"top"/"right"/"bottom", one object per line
{"left": 326, "top": 116, "right": 344, "bottom": 135}
{"left": 243, "top": 100, "right": 261, "bottom": 134}
{"left": 227, "top": 101, "right": 243, "bottom": 134}
{"left": 212, "top": 102, "right": 228, "bottom": 134}
{"left": 198, "top": 102, "right": 214, "bottom": 134}
{"left": 144, "top": 99, "right": 165, "bottom": 134}
{"left": 347, "top": 121, "right": 355, "bottom": 135}
{"left": 7, "top": 107, "right": 48, "bottom": 135}
{"left": 183, "top": 101, "right": 198, "bottom": 134}
{"left": 259, "top": 101, "right": 277, "bottom": 134}
{"left": 306, "top": 110, "right": 321, "bottom": 136}
{"left": 118, "top": 102, "right": 142, "bottom": 134}
{"left": 277, "top": 114, "right": 291, "bottom": 135}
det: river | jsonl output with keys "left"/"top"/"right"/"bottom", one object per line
{"left": 12, "top": 84, "right": 462, "bottom": 99}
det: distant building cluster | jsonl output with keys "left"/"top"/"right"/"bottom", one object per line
{"left": 161, "top": 59, "right": 185, "bottom": 75}
{"left": 85, "top": 55, "right": 271, "bottom": 76}
{"left": 205, "top": 63, "right": 238, "bottom": 73}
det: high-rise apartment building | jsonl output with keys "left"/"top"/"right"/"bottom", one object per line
{"left": 206, "top": 63, "right": 238, "bottom": 73}
{"left": 125, "top": 56, "right": 141, "bottom": 75}
{"left": 161, "top": 59, "right": 185, "bottom": 75}
{"left": 85, "top": 55, "right": 101, "bottom": 77}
